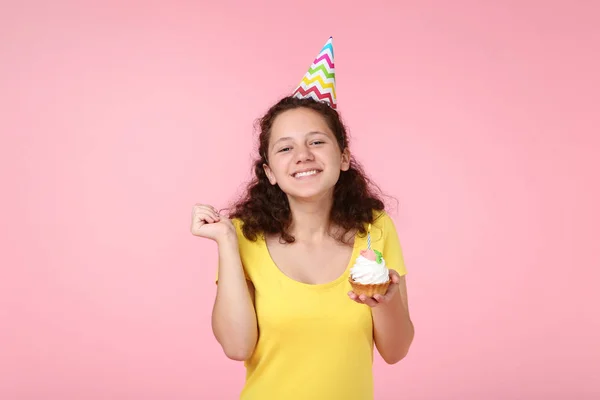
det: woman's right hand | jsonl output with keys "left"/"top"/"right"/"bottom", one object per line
{"left": 190, "top": 204, "right": 236, "bottom": 243}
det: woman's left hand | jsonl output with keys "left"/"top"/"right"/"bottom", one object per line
{"left": 348, "top": 270, "right": 402, "bottom": 308}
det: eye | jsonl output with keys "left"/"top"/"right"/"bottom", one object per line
{"left": 311, "top": 140, "right": 325, "bottom": 145}
{"left": 278, "top": 147, "right": 291, "bottom": 153}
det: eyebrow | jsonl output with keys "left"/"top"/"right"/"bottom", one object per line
{"left": 271, "top": 131, "right": 328, "bottom": 147}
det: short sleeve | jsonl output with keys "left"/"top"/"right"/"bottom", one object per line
{"left": 215, "top": 218, "right": 251, "bottom": 285}
{"left": 382, "top": 213, "right": 408, "bottom": 276}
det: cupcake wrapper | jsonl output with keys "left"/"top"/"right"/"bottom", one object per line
{"left": 348, "top": 277, "right": 390, "bottom": 297}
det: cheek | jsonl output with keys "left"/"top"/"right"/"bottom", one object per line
{"left": 322, "top": 149, "right": 343, "bottom": 166}
{"left": 268, "top": 159, "right": 288, "bottom": 179}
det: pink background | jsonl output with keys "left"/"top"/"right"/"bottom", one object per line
{"left": 1, "top": 1, "right": 599, "bottom": 399}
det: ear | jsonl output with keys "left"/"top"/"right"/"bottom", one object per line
{"left": 340, "top": 148, "right": 351, "bottom": 171}
{"left": 263, "top": 163, "right": 277, "bottom": 185}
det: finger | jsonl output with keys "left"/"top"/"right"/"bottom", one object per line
{"left": 359, "top": 295, "right": 379, "bottom": 307}
{"left": 348, "top": 291, "right": 359, "bottom": 301}
{"left": 198, "top": 215, "right": 217, "bottom": 224}
{"left": 388, "top": 270, "right": 400, "bottom": 283}
{"left": 382, "top": 285, "right": 400, "bottom": 302}
{"left": 373, "top": 294, "right": 386, "bottom": 303}
{"left": 348, "top": 292, "right": 366, "bottom": 305}
{"left": 193, "top": 204, "right": 213, "bottom": 213}
{"left": 195, "top": 208, "right": 220, "bottom": 221}
{"left": 193, "top": 205, "right": 217, "bottom": 214}
{"left": 364, "top": 299, "right": 379, "bottom": 307}
{"left": 194, "top": 204, "right": 218, "bottom": 214}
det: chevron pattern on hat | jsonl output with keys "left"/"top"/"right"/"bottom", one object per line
{"left": 291, "top": 37, "right": 336, "bottom": 109}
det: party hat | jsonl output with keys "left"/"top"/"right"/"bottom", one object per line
{"left": 291, "top": 36, "right": 337, "bottom": 109}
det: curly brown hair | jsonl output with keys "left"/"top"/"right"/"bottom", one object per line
{"left": 227, "top": 96, "right": 388, "bottom": 245}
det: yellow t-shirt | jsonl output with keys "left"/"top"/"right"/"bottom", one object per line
{"left": 216, "top": 210, "right": 407, "bottom": 400}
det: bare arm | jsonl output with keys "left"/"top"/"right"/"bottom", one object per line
{"left": 211, "top": 232, "right": 258, "bottom": 361}
{"left": 349, "top": 270, "right": 414, "bottom": 364}
{"left": 371, "top": 272, "right": 414, "bottom": 364}
{"left": 190, "top": 204, "right": 258, "bottom": 362}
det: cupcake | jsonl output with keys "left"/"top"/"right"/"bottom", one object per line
{"left": 348, "top": 248, "right": 390, "bottom": 297}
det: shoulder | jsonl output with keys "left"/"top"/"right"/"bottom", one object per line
{"left": 366, "top": 209, "right": 401, "bottom": 246}
{"left": 229, "top": 217, "right": 266, "bottom": 279}
{"left": 372, "top": 209, "right": 392, "bottom": 225}
{"left": 230, "top": 217, "right": 262, "bottom": 250}
{"left": 230, "top": 217, "right": 249, "bottom": 242}
{"left": 370, "top": 209, "right": 396, "bottom": 233}
{"left": 231, "top": 217, "right": 244, "bottom": 231}
{"left": 370, "top": 209, "right": 407, "bottom": 273}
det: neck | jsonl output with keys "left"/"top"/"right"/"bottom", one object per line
{"left": 287, "top": 191, "right": 334, "bottom": 243}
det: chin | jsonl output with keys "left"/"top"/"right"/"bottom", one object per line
{"left": 284, "top": 185, "right": 336, "bottom": 201}
{"left": 290, "top": 191, "right": 326, "bottom": 201}
{"left": 279, "top": 173, "right": 338, "bottom": 200}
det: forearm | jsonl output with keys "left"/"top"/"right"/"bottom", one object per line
{"left": 372, "top": 287, "right": 414, "bottom": 364}
{"left": 211, "top": 234, "right": 258, "bottom": 361}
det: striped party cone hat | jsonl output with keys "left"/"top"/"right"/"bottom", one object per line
{"left": 291, "top": 36, "right": 337, "bottom": 109}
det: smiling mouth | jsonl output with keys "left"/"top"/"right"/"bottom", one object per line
{"left": 292, "top": 169, "right": 322, "bottom": 178}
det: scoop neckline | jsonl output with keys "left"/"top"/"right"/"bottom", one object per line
{"left": 261, "top": 230, "right": 364, "bottom": 289}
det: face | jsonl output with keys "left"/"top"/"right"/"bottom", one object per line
{"left": 263, "top": 107, "right": 351, "bottom": 201}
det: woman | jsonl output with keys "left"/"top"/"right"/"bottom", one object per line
{"left": 190, "top": 95, "right": 414, "bottom": 399}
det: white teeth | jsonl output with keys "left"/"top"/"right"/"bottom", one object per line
{"left": 294, "top": 170, "right": 319, "bottom": 178}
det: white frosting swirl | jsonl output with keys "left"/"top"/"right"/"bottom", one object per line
{"left": 350, "top": 254, "right": 389, "bottom": 284}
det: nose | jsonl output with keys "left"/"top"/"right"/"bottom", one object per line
{"left": 294, "top": 144, "right": 314, "bottom": 163}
